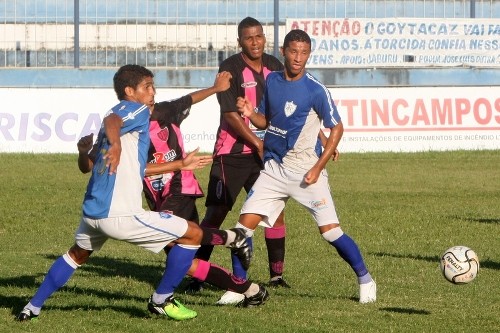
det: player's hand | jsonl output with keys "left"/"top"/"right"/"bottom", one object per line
{"left": 303, "top": 167, "right": 321, "bottom": 185}
{"left": 213, "top": 71, "right": 232, "bottom": 93}
{"left": 77, "top": 133, "right": 94, "bottom": 154}
{"left": 181, "top": 148, "right": 213, "bottom": 171}
{"left": 331, "top": 148, "right": 340, "bottom": 162}
{"left": 236, "top": 96, "right": 254, "bottom": 118}
{"left": 103, "top": 141, "right": 121, "bottom": 175}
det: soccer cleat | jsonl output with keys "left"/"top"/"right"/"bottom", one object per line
{"left": 215, "top": 290, "right": 245, "bottom": 305}
{"left": 227, "top": 228, "right": 252, "bottom": 270}
{"left": 268, "top": 277, "right": 291, "bottom": 288}
{"left": 359, "top": 280, "right": 377, "bottom": 304}
{"left": 241, "top": 285, "right": 269, "bottom": 307}
{"left": 148, "top": 296, "right": 197, "bottom": 320}
{"left": 17, "top": 308, "right": 38, "bottom": 322}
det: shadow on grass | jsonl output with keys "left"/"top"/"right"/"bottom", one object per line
{"left": 380, "top": 307, "right": 431, "bottom": 315}
{"left": 1, "top": 253, "right": 214, "bottom": 319}
{"left": 448, "top": 215, "right": 500, "bottom": 224}
{"left": 370, "top": 252, "right": 500, "bottom": 270}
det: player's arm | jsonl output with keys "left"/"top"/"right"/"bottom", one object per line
{"left": 224, "top": 111, "right": 264, "bottom": 156}
{"left": 102, "top": 113, "right": 123, "bottom": 175}
{"left": 190, "top": 71, "right": 232, "bottom": 104}
{"left": 145, "top": 148, "right": 213, "bottom": 176}
{"left": 77, "top": 133, "right": 97, "bottom": 173}
{"left": 236, "top": 96, "right": 268, "bottom": 129}
{"left": 318, "top": 129, "right": 340, "bottom": 162}
{"left": 304, "top": 122, "right": 344, "bottom": 185}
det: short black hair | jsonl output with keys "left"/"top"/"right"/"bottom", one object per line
{"left": 237, "top": 17, "right": 262, "bottom": 38}
{"left": 283, "top": 29, "right": 311, "bottom": 49}
{"left": 113, "top": 64, "right": 154, "bottom": 101}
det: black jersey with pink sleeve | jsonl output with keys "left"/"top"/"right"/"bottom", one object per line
{"left": 143, "top": 95, "right": 204, "bottom": 212}
{"left": 213, "top": 52, "right": 283, "bottom": 156}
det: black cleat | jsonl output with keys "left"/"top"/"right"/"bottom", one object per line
{"left": 228, "top": 228, "right": 252, "bottom": 270}
{"left": 268, "top": 277, "right": 291, "bottom": 288}
{"left": 241, "top": 285, "right": 269, "bottom": 307}
{"left": 184, "top": 278, "right": 204, "bottom": 294}
{"left": 17, "top": 309, "right": 38, "bottom": 322}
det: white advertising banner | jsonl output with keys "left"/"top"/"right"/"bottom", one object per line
{"left": 0, "top": 87, "right": 499, "bottom": 154}
{"left": 286, "top": 18, "right": 500, "bottom": 68}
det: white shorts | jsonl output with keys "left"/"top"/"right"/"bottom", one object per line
{"left": 240, "top": 159, "right": 340, "bottom": 228}
{"left": 75, "top": 211, "right": 188, "bottom": 253}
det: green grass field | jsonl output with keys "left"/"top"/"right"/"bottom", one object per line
{"left": 1, "top": 151, "right": 499, "bottom": 333}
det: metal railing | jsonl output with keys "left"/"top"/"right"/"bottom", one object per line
{"left": 0, "top": 0, "right": 497, "bottom": 68}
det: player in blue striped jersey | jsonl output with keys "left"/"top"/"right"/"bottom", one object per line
{"left": 235, "top": 29, "right": 377, "bottom": 303}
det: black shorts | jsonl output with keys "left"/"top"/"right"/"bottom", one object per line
{"left": 159, "top": 195, "right": 200, "bottom": 223}
{"left": 205, "top": 153, "right": 263, "bottom": 210}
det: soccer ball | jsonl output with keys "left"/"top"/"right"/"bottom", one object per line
{"left": 440, "top": 246, "right": 479, "bottom": 284}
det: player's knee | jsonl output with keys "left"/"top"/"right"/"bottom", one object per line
{"left": 185, "top": 221, "right": 203, "bottom": 244}
{"left": 321, "top": 225, "right": 344, "bottom": 242}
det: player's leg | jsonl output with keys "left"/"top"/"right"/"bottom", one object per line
{"left": 188, "top": 259, "right": 269, "bottom": 307}
{"left": 292, "top": 171, "right": 376, "bottom": 303}
{"left": 18, "top": 217, "right": 105, "bottom": 321}
{"left": 264, "top": 211, "right": 290, "bottom": 288}
{"left": 198, "top": 155, "right": 253, "bottom": 262}
{"left": 146, "top": 217, "right": 201, "bottom": 320}
{"left": 217, "top": 166, "right": 287, "bottom": 305}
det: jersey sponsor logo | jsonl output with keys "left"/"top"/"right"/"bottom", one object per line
{"left": 241, "top": 81, "right": 258, "bottom": 88}
{"left": 284, "top": 101, "right": 297, "bottom": 117}
{"left": 152, "top": 150, "right": 177, "bottom": 163}
{"left": 268, "top": 125, "right": 287, "bottom": 138}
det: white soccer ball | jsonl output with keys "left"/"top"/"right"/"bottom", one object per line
{"left": 440, "top": 246, "right": 479, "bottom": 284}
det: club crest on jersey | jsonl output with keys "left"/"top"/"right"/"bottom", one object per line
{"left": 284, "top": 101, "right": 297, "bottom": 117}
{"left": 241, "top": 81, "right": 258, "bottom": 88}
{"left": 157, "top": 127, "right": 169, "bottom": 141}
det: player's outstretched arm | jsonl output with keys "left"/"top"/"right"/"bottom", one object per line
{"left": 145, "top": 148, "right": 213, "bottom": 176}
{"left": 190, "top": 71, "right": 232, "bottom": 104}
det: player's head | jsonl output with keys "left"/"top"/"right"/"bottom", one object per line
{"left": 237, "top": 17, "right": 266, "bottom": 61}
{"left": 113, "top": 64, "right": 156, "bottom": 109}
{"left": 281, "top": 29, "right": 311, "bottom": 80}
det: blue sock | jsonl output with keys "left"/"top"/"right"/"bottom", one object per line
{"left": 155, "top": 244, "right": 197, "bottom": 296}
{"left": 232, "top": 236, "right": 252, "bottom": 279}
{"left": 330, "top": 233, "right": 369, "bottom": 278}
{"left": 31, "top": 255, "right": 77, "bottom": 308}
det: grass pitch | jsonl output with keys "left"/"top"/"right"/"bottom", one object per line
{"left": 0, "top": 151, "right": 499, "bottom": 333}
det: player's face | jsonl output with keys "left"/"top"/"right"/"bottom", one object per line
{"left": 282, "top": 41, "right": 311, "bottom": 81}
{"left": 238, "top": 26, "right": 266, "bottom": 61}
{"left": 129, "top": 76, "right": 156, "bottom": 111}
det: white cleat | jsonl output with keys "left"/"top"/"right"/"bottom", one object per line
{"left": 216, "top": 290, "right": 245, "bottom": 305}
{"left": 359, "top": 280, "right": 376, "bottom": 303}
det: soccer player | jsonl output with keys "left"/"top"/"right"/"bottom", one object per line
{"left": 235, "top": 29, "right": 377, "bottom": 303}
{"left": 78, "top": 71, "right": 251, "bottom": 266}
{"left": 17, "top": 65, "right": 268, "bottom": 322}
{"left": 195, "top": 16, "right": 289, "bottom": 305}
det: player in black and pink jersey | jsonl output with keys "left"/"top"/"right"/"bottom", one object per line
{"left": 195, "top": 17, "right": 289, "bottom": 305}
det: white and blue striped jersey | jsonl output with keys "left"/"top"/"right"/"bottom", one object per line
{"left": 82, "top": 100, "right": 150, "bottom": 218}
{"left": 258, "top": 71, "right": 341, "bottom": 172}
